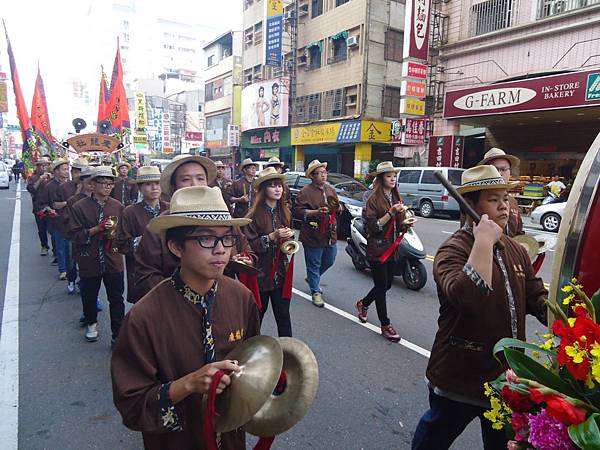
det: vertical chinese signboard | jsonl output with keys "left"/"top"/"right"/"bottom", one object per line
{"left": 403, "top": 0, "right": 431, "bottom": 62}
{"left": 135, "top": 92, "right": 147, "bottom": 130}
{"left": 162, "top": 112, "right": 171, "bottom": 150}
{"left": 427, "top": 135, "right": 464, "bottom": 167}
{"left": 265, "top": 0, "right": 283, "bottom": 66}
{"left": 450, "top": 136, "right": 464, "bottom": 168}
{"left": 0, "top": 71, "right": 7, "bottom": 113}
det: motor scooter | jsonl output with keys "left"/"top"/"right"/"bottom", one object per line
{"left": 345, "top": 216, "right": 427, "bottom": 291}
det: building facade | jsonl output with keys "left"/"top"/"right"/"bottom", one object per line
{"left": 431, "top": 0, "right": 600, "bottom": 178}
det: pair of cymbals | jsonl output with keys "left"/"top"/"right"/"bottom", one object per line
{"left": 213, "top": 336, "right": 319, "bottom": 437}
{"left": 513, "top": 234, "right": 557, "bottom": 261}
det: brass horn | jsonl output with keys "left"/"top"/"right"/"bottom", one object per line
{"left": 281, "top": 240, "right": 300, "bottom": 255}
{"left": 326, "top": 195, "right": 340, "bottom": 213}
{"left": 402, "top": 207, "right": 418, "bottom": 226}
{"left": 105, "top": 215, "right": 119, "bottom": 240}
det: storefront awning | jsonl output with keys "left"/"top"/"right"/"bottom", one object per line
{"left": 331, "top": 31, "right": 349, "bottom": 40}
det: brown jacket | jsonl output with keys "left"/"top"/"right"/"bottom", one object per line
{"left": 64, "top": 192, "right": 88, "bottom": 261}
{"left": 37, "top": 177, "right": 64, "bottom": 229}
{"left": 134, "top": 211, "right": 256, "bottom": 300}
{"left": 363, "top": 191, "right": 406, "bottom": 261}
{"left": 69, "top": 195, "right": 124, "bottom": 278}
{"left": 293, "top": 182, "right": 339, "bottom": 247}
{"left": 117, "top": 201, "right": 169, "bottom": 303}
{"left": 27, "top": 172, "right": 50, "bottom": 213}
{"left": 55, "top": 180, "right": 78, "bottom": 234}
{"left": 230, "top": 177, "right": 253, "bottom": 218}
{"left": 427, "top": 230, "right": 547, "bottom": 404}
{"left": 111, "top": 275, "right": 260, "bottom": 450}
{"left": 111, "top": 177, "right": 139, "bottom": 206}
{"left": 459, "top": 195, "right": 523, "bottom": 238}
{"left": 243, "top": 202, "right": 290, "bottom": 292}
{"left": 210, "top": 177, "right": 233, "bottom": 212}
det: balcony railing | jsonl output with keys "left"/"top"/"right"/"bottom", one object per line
{"left": 468, "top": 0, "right": 519, "bottom": 36}
{"left": 537, "top": 0, "right": 599, "bottom": 19}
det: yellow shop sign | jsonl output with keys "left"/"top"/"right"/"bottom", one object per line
{"left": 292, "top": 122, "right": 341, "bottom": 145}
{"left": 360, "top": 120, "right": 391, "bottom": 142}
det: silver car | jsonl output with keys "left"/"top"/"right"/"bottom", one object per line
{"left": 0, "top": 162, "right": 10, "bottom": 189}
{"left": 530, "top": 201, "right": 567, "bottom": 232}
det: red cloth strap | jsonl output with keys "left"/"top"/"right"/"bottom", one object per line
{"left": 238, "top": 272, "right": 262, "bottom": 311}
{"left": 270, "top": 245, "right": 281, "bottom": 281}
{"left": 282, "top": 255, "right": 295, "bottom": 301}
{"left": 532, "top": 252, "right": 546, "bottom": 275}
{"left": 378, "top": 230, "right": 406, "bottom": 264}
{"left": 202, "top": 370, "right": 226, "bottom": 450}
{"left": 254, "top": 437, "right": 275, "bottom": 450}
{"left": 384, "top": 216, "right": 399, "bottom": 239}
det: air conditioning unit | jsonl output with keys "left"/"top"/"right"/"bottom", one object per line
{"left": 347, "top": 36, "right": 359, "bottom": 48}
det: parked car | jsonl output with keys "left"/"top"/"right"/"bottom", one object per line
{"left": 396, "top": 166, "right": 465, "bottom": 218}
{"left": 0, "top": 162, "right": 10, "bottom": 189}
{"left": 285, "top": 171, "right": 366, "bottom": 239}
{"left": 531, "top": 201, "right": 567, "bottom": 232}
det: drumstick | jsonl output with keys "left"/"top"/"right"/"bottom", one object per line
{"left": 434, "top": 171, "right": 504, "bottom": 250}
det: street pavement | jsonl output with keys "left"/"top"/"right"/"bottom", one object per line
{"left": 0, "top": 182, "right": 557, "bottom": 450}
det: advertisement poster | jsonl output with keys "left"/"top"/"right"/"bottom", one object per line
{"left": 265, "top": 0, "right": 284, "bottom": 66}
{"left": 241, "top": 77, "right": 289, "bottom": 131}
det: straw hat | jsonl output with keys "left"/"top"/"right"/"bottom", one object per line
{"left": 240, "top": 158, "right": 258, "bottom": 170}
{"left": 253, "top": 167, "right": 286, "bottom": 189}
{"left": 305, "top": 159, "right": 327, "bottom": 177}
{"left": 132, "top": 165, "right": 161, "bottom": 184}
{"left": 160, "top": 155, "right": 217, "bottom": 196}
{"left": 117, "top": 161, "right": 131, "bottom": 170}
{"left": 375, "top": 161, "right": 400, "bottom": 175}
{"left": 36, "top": 156, "right": 51, "bottom": 166}
{"left": 215, "top": 160, "right": 226, "bottom": 168}
{"left": 80, "top": 166, "right": 95, "bottom": 180}
{"left": 51, "top": 158, "right": 70, "bottom": 172}
{"left": 456, "top": 165, "right": 512, "bottom": 194}
{"left": 72, "top": 158, "right": 89, "bottom": 170}
{"left": 266, "top": 156, "right": 284, "bottom": 167}
{"left": 90, "top": 166, "right": 116, "bottom": 180}
{"left": 478, "top": 148, "right": 520, "bottom": 168}
{"left": 148, "top": 186, "right": 252, "bottom": 234}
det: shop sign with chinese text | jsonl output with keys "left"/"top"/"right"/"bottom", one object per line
{"left": 242, "top": 127, "right": 290, "bottom": 148}
{"left": 135, "top": 92, "right": 147, "bottom": 130}
{"left": 291, "top": 120, "right": 392, "bottom": 145}
{"left": 403, "top": 0, "right": 431, "bottom": 62}
{"left": 185, "top": 131, "right": 203, "bottom": 142}
{"left": 391, "top": 118, "right": 427, "bottom": 145}
{"left": 402, "top": 61, "right": 428, "bottom": 79}
{"left": 66, "top": 133, "right": 121, "bottom": 153}
{"left": 401, "top": 80, "right": 426, "bottom": 98}
{"left": 427, "top": 135, "right": 463, "bottom": 167}
{"left": 444, "top": 69, "right": 600, "bottom": 118}
{"left": 400, "top": 98, "right": 426, "bottom": 116}
{"left": 265, "top": 0, "right": 284, "bottom": 66}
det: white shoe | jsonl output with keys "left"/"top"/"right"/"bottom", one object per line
{"left": 67, "top": 282, "right": 76, "bottom": 295}
{"left": 85, "top": 323, "right": 99, "bottom": 342}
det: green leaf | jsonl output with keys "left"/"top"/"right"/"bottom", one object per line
{"left": 493, "top": 338, "right": 557, "bottom": 364}
{"left": 504, "top": 347, "right": 582, "bottom": 400}
{"left": 592, "top": 289, "right": 600, "bottom": 324}
{"left": 569, "top": 413, "right": 600, "bottom": 450}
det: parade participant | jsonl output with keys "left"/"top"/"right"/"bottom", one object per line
{"left": 111, "top": 161, "right": 139, "bottom": 206}
{"left": 355, "top": 162, "right": 405, "bottom": 342}
{"left": 27, "top": 156, "right": 52, "bottom": 256}
{"left": 461, "top": 148, "right": 524, "bottom": 237}
{"left": 37, "top": 158, "right": 71, "bottom": 280}
{"left": 265, "top": 156, "right": 291, "bottom": 206}
{"left": 111, "top": 186, "right": 259, "bottom": 450}
{"left": 229, "top": 158, "right": 258, "bottom": 218}
{"left": 411, "top": 165, "right": 547, "bottom": 450}
{"left": 243, "top": 167, "right": 295, "bottom": 337}
{"left": 134, "top": 155, "right": 256, "bottom": 299}
{"left": 69, "top": 166, "right": 125, "bottom": 344}
{"left": 116, "top": 166, "right": 168, "bottom": 303}
{"left": 209, "top": 160, "right": 232, "bottom": 209}
{"left": 56, "top": 158, "right": 89, "bottom": 293}
{"left": 12, "top": 158, "right": 24, "bottom": 182}
{"left": 293, "top": 159, "right": 340, "bottom": 307}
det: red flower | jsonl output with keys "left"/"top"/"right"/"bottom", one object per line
{"left": 529, "top": 389, "right": 587, "bottom": 425}
{"left": 502, "top": 386, "right": 535, "bottom": 412}
{"left": 511, "top": 412, "right": 530, "bottom": 441}
{"left": 552, "top": 316, "right": 600, "bottom": 380}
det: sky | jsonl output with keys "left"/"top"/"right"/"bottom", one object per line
{"left": 1, "top": 0, "right": 243, "bottom": 139}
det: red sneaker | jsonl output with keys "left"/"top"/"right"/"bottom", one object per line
{"left": 356, "top": 300, "right": 368, "bottom": 323}
{"left": 381, "top": 324, "right": 400, "bottom": 342}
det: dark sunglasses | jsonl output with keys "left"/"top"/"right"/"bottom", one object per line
{"left": 186, "top": 234, "right": 239, "bottom": 249}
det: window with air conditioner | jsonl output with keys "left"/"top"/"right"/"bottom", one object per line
{"left": 330, "top": 38, "right": 347, "bottom": 63}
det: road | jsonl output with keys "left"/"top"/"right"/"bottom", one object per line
{"left": 0, "top": 182, "right": 557, "bottom": 450}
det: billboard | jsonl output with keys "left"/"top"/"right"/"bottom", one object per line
{"left": 403, "top": 0, "right": 431, "bottom": 62}
{"left": 241, "top": 77, "right": 289, "bottom": 131}
{"left": 265, "top": 0, "right": 284, "bottom": 66}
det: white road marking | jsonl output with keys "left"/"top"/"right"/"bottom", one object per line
{"left": 441, "top": 231, "right": 453, "bottom": 234}
{"left": 0, "top": 181, "right": 21, "bottom": 449}
{"left": 292, "top": 288, "right": 431, "bottom": 358}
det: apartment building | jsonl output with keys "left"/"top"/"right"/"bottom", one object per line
{"left": 203, "top": 31, "right": 243, "bottom": 169}
{"left": 241, "top": 0, "right": 425, "bottom": 178}
{"left": 431, "top": 0, "right": 600, "bottom": 177}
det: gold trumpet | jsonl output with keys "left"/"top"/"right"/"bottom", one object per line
{"left": 326, "top": 195, "right": 340, "bottom": 213}
{"left": 281, "top": 240, "right": 300, "bottom": 255}
{"left": 104, "top": 215, "right": 119, "bottom": 240}
{"left": 400, "top": 205, "right": 418, "bottom": 226}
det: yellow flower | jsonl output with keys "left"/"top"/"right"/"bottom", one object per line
{"left": 571, "top": 277, "right": 579, "bottom": 284}
{"left": 565, "top": 342, "right": 587, "bottom": 364}
{"left": 532, "top": 350, "right": 541, "bottom": 360}
{"left": 539, "top": 338, "right": 554, "bottom": 350}
{"left": 563, "top": 293, "right": 576, "bottom": 305}
{"left": 568, "top": 317, "right": 576, "bottom": 327}
{"left": 562, "top": 285, "right": 574, "bottom": 294}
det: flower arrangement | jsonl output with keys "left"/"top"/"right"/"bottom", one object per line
{"left": 485, "top": 279, "right": 600, "bottom": 450}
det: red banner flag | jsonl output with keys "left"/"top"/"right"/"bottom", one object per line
{"left": 104, "top": 40, "right": 130, "bottom": 136}
{"left": 4, "top": 21, "right": 38, "bottom": 166}
{"left": 30, "top": 67, "right": 54, "bottom": 147}
{"left": 96, "top": 66, "right": 110, "bottom": 132}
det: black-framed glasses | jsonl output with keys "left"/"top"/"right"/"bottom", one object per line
{"left": 187, "top": 234, "right": 239, "bottom": 248}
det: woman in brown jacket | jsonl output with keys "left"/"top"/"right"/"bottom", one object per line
{"left": 356, "top": 162, "right": 406, "bottom": 342}
{"left": 243, "top": 167, "right": 295, "bottom": 337}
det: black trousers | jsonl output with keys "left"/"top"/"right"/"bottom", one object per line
{"left": 260, "top": 285, "right": 292, "bottom": 337}
{"left": 34, "top": 214, "right": 49, "bottom": 249}
{"left": 80, "top": 272, "right": 125, "bottom": 338}
{"left": 412, "top": 389, "right": 507, "bottom": 450}
{"left": 361, "top": 259, "right": 395, "bottom": 327}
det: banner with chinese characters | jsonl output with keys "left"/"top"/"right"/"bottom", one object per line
{"left": 403, "top": 0, "right": 431, "bottom": 62}
{"left": 402, "top": 62, "right": 427, "bottom": 79}
{"left": 162, "top": 112, "right": 171, "bottom": 149}
{"left": 264, "top": 0, "right": 284, "bottom": 66}
{"left": 66, "top": 133, "right": 121, "bottom": 153}
{"left": 241, "top": 77, "right": 289, "bottom": 130}
{"left": 242, "top": 127, "right": 291, "bottom": 148}
{"left": 291, "top": 120, "right": 392, "bottom": 145}
{"left": 135, "top": 92, "right": 147, "bottom": 130}
{"left": 450, "top": 135, "right": 464, "bottom": 168}
{"left": 0, "top": 72, "right": 8, "bottom": 112}
{"left": 427, "top": 135, "right": 463, "bottom": 167}
{"left": 400, "top": 98, "right": 426, "bottom": 116}
{"left": 401, "top": 80, "right": 426, "bottom": 98}
{"left": 392, "top": 118, "right": 427, "bottom": 145}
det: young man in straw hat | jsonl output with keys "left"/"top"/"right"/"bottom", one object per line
{"left": 111, "top": 186, "right": 260, "bottom": 450}
{"left": 412, "top": 165, "right": 548, "bottom": 450}
{"left": 230, "top": 158, "right": 258, "bottom": 218}
{"left": 134, "top": 155, "right": 256, "bottom": 299}
{"left": 111, "top": 161, "right": 139, "bottom": 206}
{"left": 116, "top": 166, "right": 169, "bottom": 304}
{"left": 460, "top": 147, "right": 524, "bottom": 237}
{"left": 293, "top": 159, "right": 341, "bottom": 307}
{"left": 209, "top": 160, "right": 233, "bottom": 210}
{"left": 27, "top": 156, "right": 53, "bottom": 256}
{"left": 38, "top": 158, "right": 72, "bottom": 280}
{"left": 69, "top": 166, "right": 125, "bottom": 344}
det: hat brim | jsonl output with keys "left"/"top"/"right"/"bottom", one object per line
{"left": 478, "top": 154, "right": 520, "bottom": 168}
{"left": 148, "top": 215, "right": 252, "bottom": 234}
{"left": 306, "top": 163, "right": 327, "bottom": 177}
{"left": 51, "top": 161, "right": 69, "bottom": 171}
{"left": 266, "top": 162, "right": 284, "bottom": 167}
{"left": 131, "top": 176, "right": 162, "bottom": 184}
{"left": 456, "top": 181, "right": 512, "bottom": 194}
{"left": 241, "top": 162, "right": 259, "bottom": 170}
{"left": 376, "top": 167, "right": 401, "bottom": 175}
{"left": 253, "top": 172, "right": 286, "bottom": 188}
{"left": 160, "top": 156, "right": 218, "bottom": 196}
{"left": 91, "top": 173, "right": 116, "bottom": 180}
